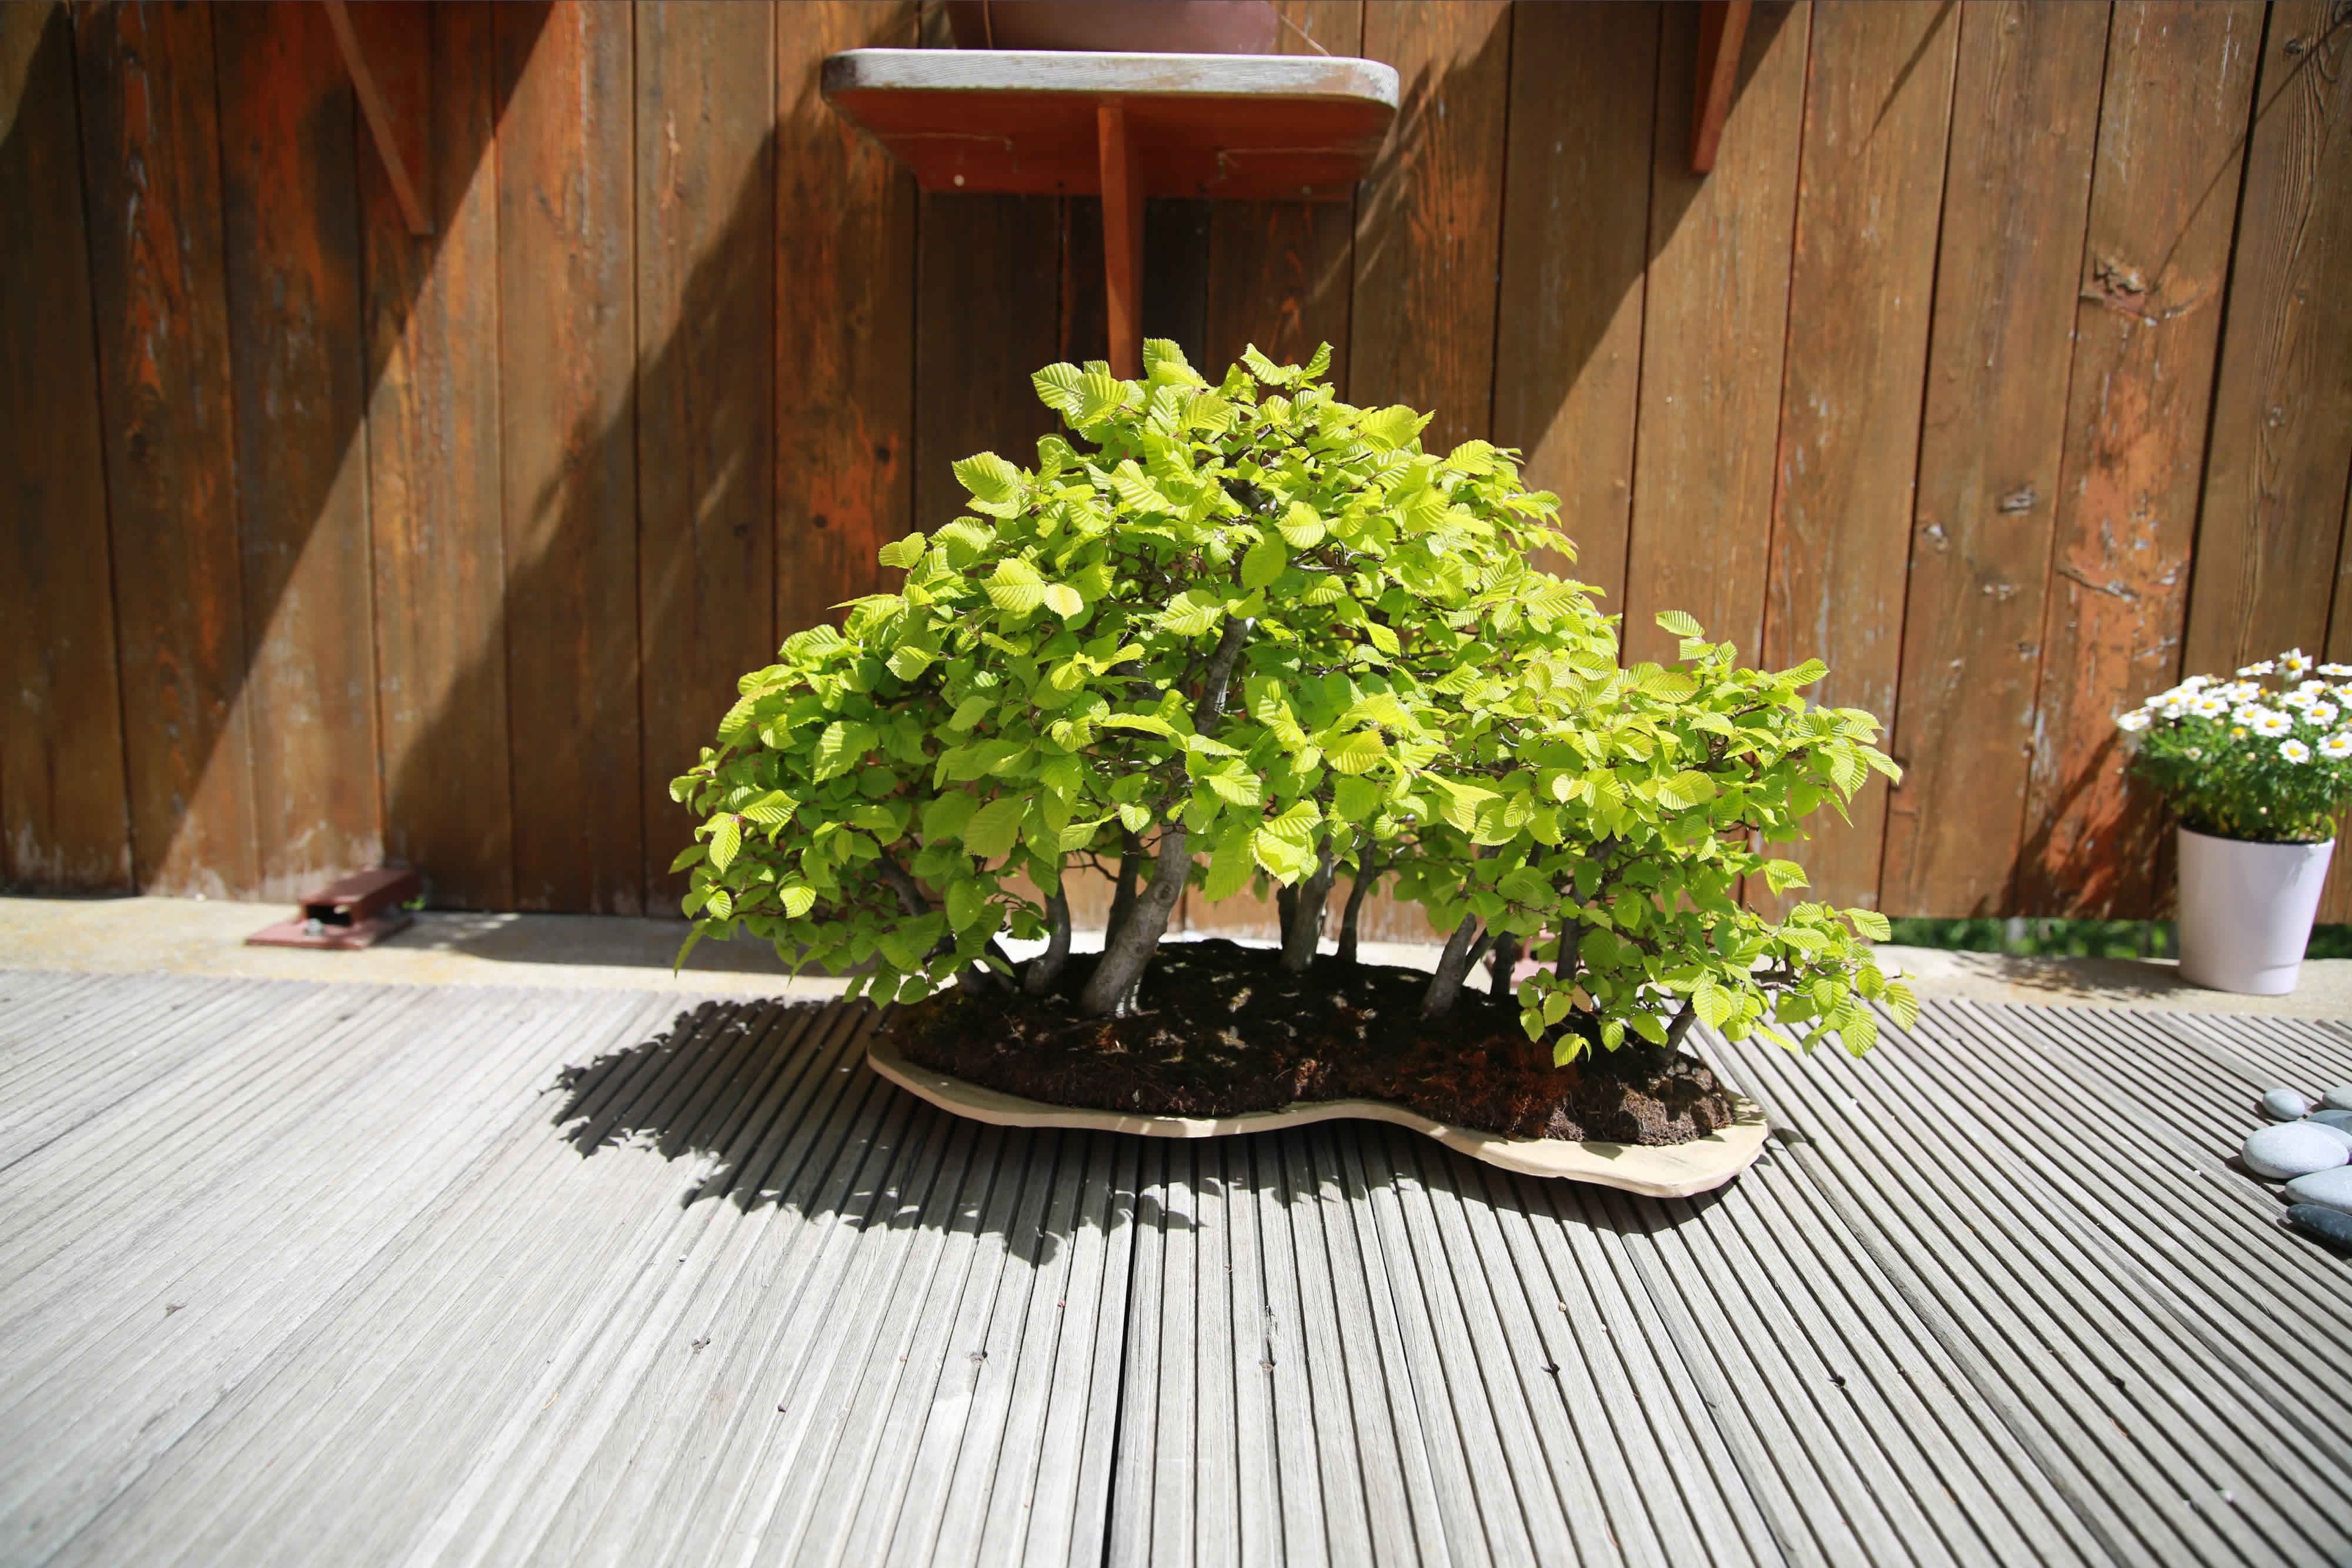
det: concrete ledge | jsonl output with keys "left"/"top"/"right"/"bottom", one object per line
{"left": 866, "top": 1032, "right": 1770, "bottom": 1198}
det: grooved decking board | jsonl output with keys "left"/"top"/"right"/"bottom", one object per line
{"left": 8, "top": 969, "right": 2352, "bottom": 1567}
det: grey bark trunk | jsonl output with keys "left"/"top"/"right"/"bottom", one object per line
{"left": 1336, "top": 848, "right": 1379, "bottom": 965}
{"left": 1077, "top": 822, "right": 1188, "bottom": 1014}
{"left": 1107, "top": 831, "right": 1141, "bottom": 940}
{"left": 1024, "top": 884, "right": 1071, "bottom": 995}
{"left": 1419, "top": 912, "right": 1485, "bottom": 1019}
{"left": 1279, "top": 841, "right": 1337, "bottom": 972}
{"left": 1488, "top": 932, "right": 1521, "bottom": 1000}
{"left": 1078, "top": 614, "right": 1251, "bottom": 1016}
{"left": 1665, "top": 997, "right": 1697, "bottom": 1051}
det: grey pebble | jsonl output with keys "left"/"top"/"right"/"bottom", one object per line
{"left": 2323, "top": 1087, "right": 2352, "bottom": 1112}
{"left": 2286, "top": 1204, "right": 2352, "bottom": 1252}
{"left": 2284, "top": 1166, "right": 2352, "bottom": 1216}
{"left": 2261, "top": 1088, "right": 2311, "bottom": 1121}
{"left": 2241, "top": 1122, "right": 2352, "bottom": 1181}
{"left": 2311, "top": 1109, "right": 2352, "bottom": 1134}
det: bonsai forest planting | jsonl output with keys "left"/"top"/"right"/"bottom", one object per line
{"left": 673, "top": 343, "right": 1913, "bottom": 1151}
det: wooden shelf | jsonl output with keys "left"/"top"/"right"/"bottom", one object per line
{"left": 821, "top": 48, "right": 1399, "bottom": 202}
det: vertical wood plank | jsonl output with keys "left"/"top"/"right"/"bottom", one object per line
{"left": 497, "top": 0, "right": 642, "bottom": 913}
{"left": 2183, "top": 1, "right": 2352, "bottom": 677}
{"left": 1754, "top": 0, "right": 1959, "bottom": 914}
{"left": 777, "top": 2, "right": 918, "bottom": 641}
{"left": 364, "top": 1, "right": 514, "bottom": 910}
{"left": 215, "top": 0, "right": 382, "bottom": 899}
{"left": 1202, "top": 1, "right": 1361, "bottom": 387}
{"left": 74, "top": 1, "right": 258, "bottom": 898}
{"left": 1, "top": 2, "right": 131, "bottom": 890}
{"left": 2328, "top": 476, "right": 2352, "bottom": 922}
{"left": 913, "top": 192, "right": 1062, "bottom": 534}
{"left": 1881, "top": 1, "right": 2110, "bottom": 918}
{"left": 1620, "top": 1, "right": 1810, "bottom": 671}
{"left": 1349, "top": 0, "right": 1512, "bottom": 453}
{"left": 637, "top": 0, "right": 776, "bottom": 911}
{"left": 2018, "top": 1, "right": 2263, "bottom": 917}
{"left": 1491, "top": 1, "right": 1660, "bottom": 606}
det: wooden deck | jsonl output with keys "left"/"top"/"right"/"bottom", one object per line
{"left": 2, "top": 967, "right": 2347, "bottom": 1567}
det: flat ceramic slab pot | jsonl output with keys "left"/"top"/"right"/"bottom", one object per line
{"left": 867, "top": 1035, "right": 1770, "bottom": 1199}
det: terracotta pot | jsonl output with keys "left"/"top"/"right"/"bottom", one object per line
{"left": 945, "top": 1, "right": 1281, "bottom": 55}
{"left": 2176, "top": 825, "right": 2334, "bottom": 995}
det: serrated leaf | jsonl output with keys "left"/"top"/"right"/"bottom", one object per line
{"left": 920, "top": 789, "right": 980, "bottom": 842}
{"left": 1327, "top": 730, "right": 1387, "bottom": 775}
{"left": 985, "top": 559, "right": 1046, "bottom": 614}
{"left": 1101, "top": 712, "right": 1177, "bottom": 738}
{"left": 877, "top": 531, "right": 928, "bottom": 569}
{"left": 1262, "top": 799, "right": 1321, "bottom": 842}
{"left": 1782, "top": 658, "right": 1829, "bottom": 687}
{"left": 670, "top": 843, "right": 707, "bottom": 873}
{"left": 948, "top": 695, "right": 994, "bottom": 731}
{"left": 1847, "top": 907, "right": 1892, "bottom": 942}
{"left": 946, "top": 878, "right": 986, "bottom": 931}
{"left": 777, "top": 881, "right": 816, "bottom": 918}
{"left": 1078, "top": 369, "right": 1127, "bottom": 423}
{"left": 1358, "top": 404, "right": 1428, "bottom": 452}
{"left": 1160, "top": 589, "right": 1224, "bottom": 637}
{"left": 1142, "top": 337, "right": 1204, "bottom": 385}
{"left": 1252, "top": 827, "right": 1315, "bottom": 879}
{"left": 1762, "top": 858, "right": 1809, "bottom": 894}
{"left": 1205, "top": 768, "right": 1262, "bottom": 808}
{"left": 1202, "top": 821, "right": 1257, "bottom": 902}
{"left": 1117, "top": 800, "right": 1154, "bottom": 832}
{"left": 1332, "top": 775, "right": 1384, "bottom": 821}
{"left": 1031, "top": 362, "right": 1084, "bottom": 417}
{"left": 1881, "top": 980, "right": 1920, "bottom": 1032}
{"left": 1241, "top": 534, "right": 1287, "bottom": 591}
{"left": 814, "top": 721, "right": 873, "bottom": 780}
{"left": 952, "top": 452, "right": 1021, "bottom": 510}
{"left": 1655, "top": 609, "right": 1703, "bottom": 638}
{"left": 1041, "top": 582, "right": 1084, "bottom": 619}
{"left": 961, "top": 795, "right": 1028, "bottom": 860}
{"left": 1277, "top": 502, "right": 1326, "bottom": 549}
{"left": 886, "top": 644, "right": 934, "bottom": 681}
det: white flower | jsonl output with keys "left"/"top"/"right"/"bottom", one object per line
{"left": 2220, "top": 681, "right": 2264, "bottom": 703}
{"left": 2322, "top": 664, "right": 2352, "bottom": 678}
{"left": 2181, "top": 673, "right": 2214, "bottom": 690}
{"left": 2299, "top": 680, "right": 2330, "bottom": 695}
{"left": 2307, "top": 703, "right": 2339, "bottom": 727}
{"left": 2240, "top": 660, "right": 2277, "bottom": 676}
{"left": 2117, "top": 709, "right": 2151, "bottom": 733}
{"left": 2189, "top": 694, "right": 2231, "bottom": 718}
{"left": 2250, "top": 709, "right": 2295, "bottom": 738}
{"left": 2281, "top": 690, "right": 2315, "bottom": 711}
{"left": 2281, "top": 739, "right": 2313, "bottom": 764}
{"left": 2323, "top": 734, "right": 2352, "bottom": 761}
{"left": 2281, "top": 650, "right": 2313, "bottom": 678}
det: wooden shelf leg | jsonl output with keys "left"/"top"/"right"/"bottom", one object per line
{"left": 1691, "top": 0, "right": 1751, "bottom": 175}
{"left": 1097, "top": 100, "right": 1144, "bottom": 380}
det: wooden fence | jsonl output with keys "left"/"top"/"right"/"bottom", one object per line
{"left": 4, "top": 0, "right": 2350, "bottom": 934}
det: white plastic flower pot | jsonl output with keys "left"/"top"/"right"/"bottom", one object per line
{"left": 2176, "top": 826, "right": 2334, "bottom": 995}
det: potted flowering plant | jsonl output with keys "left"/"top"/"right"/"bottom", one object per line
{"left": 2119, "top": 648, "right": 2352, "bottom": 994}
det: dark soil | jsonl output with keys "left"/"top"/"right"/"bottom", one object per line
{"left": 888, "top": 939, "right": 1737, "bottom": 1146}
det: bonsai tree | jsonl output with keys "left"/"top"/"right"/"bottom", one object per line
{"left": 671, "top": 342, "right": 1913, "bottom": 1063}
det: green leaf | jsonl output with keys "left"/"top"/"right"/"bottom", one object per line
{"left": 1277, "top": 502, "right": 1326, "bottom": 549}
{"left": 777, "top": 881, "right": 817, "bottom": 918}
{"left": 1781, "top": 658, "right": 1830, "bottom": 687}
{"left": 946, "top": 877, "right": 986, "bottom": 931}
{"left": 814, "top": 721, "right": 874, "bottom": 780}
{"left": 961, "top": 794, "right": 1028, "bottom": 860}
{"left": 1205, "top": 768, "right": 1262, "bottom": 808}
{"left": 1101, "top": 712, "right": 1177, "bottom": 738}
{"left": 1241, "top": 535, "right": 1288, "bottom": 591}
{"left": 1160, "top": 589, "right": 1224, "bottom": 637}
{"left": 1847, "top": 907, "right": 1892, "bottom": 942}
{"left": 670, "top": 843, "right": 707, "bottom": 872}
{"left": 1031, "top": 362, "right": 1084, "bottom": 417}
{"left": 1358, "top": 404, "right": 1428, "bottom": 452}
{"left": 1332, "top": 775, "right": 1384, "bottom": 821}
{"left": 1882, "top": 980, "right": 1920, "bottom": 1032}
{"left": 876, "top": 531, "right": 928, "bottom": 570}
{"left": 710, "top": 816, "right": 742, "bottom": 873}
{"left": 1654, "top": 609, "right": 1703, "bottom": 638}
{"left": 886, "top": 644, "right": 934, "bottom": 681}
{"left": 985, "top": 559, "right": 1046, "bottom": 615}
{"left": 1041, "top": 582, "right": 1084, "bottom": 619}
{"left": 1327, "top": 730, "right": 1387, "bottom": 775}
{"left": 1762, "top": 858, "right": 1809, "bottom": 894}
{"left": 1078, "top": 369, "right": 1127, "bottom": 423}
{"left": 1364, "top": 620, "right": 1399, "bottom": 656}
{"left": 920, "top": 790, "right": 980, "bottom": 842}
{"left": 1202, "top": 821, "right": 1257, "bottom": 902}
{"left": 948, "top": 695, "right": 994, "bottom": 731}
{"left": 953, "top": 452, "right": 1022, "bottom": 512}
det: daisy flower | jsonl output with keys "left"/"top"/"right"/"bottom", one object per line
{"left": 2280, "top": 738, "right": 2313, "bottom": 764}
{"left": 2181, "top": 673, "right": 2214, "bottom": 690}
{"left": 2116, "top": 709, "right": 2151, "bottom": 733}
{"left": 2189, "top": 694, "right": 2230, "bottom": 718}
{"left": 2323, "top": 734, "right": 2352, "bottom": 761}
{"left": 2280, "top": 650, "right": 2313, "bottom": 678}
{"left": 2322, "top": 664, "right": 2352, "bottom": 678}
{"left": 2240, "top": 660, "right": 2277, "bottom": 677}
{"left": 2308, "top": 703, "right": 2340, "bottom": 727}
{"left": 2250, "top": 710, "right": 2294, "bottom": 738}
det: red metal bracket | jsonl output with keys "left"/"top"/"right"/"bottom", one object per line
{"left": 246, "top": 867, "right": 423, "bottom": 951}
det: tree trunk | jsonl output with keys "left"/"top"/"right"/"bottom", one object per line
{"left": 1077, "top": 614, "right": 1250, "bottom": 1017}
{"left": 1024, "top": 883, "right": 1071, "bottom": 995}
{"left": 1419, "top": 912, "right": 1485, "bottom": 1019}
{"left": 1279, "top": 840, "right": 1337, "bottom": 972}
{"left": 1078, "top": 821, "right": 1188, "bottom": 1014}
{"left": 1488, "top": 932, "right": 1521, "bottom": 1001}
{"left": 1665, "top": 997, "right": 1697, "bottom": 1051}
{"left": 1107, "top": 830, "right": 1141, "bottom": 940}
{"left": 1336, "top": 848, "right": 1379, "bottom": 965}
